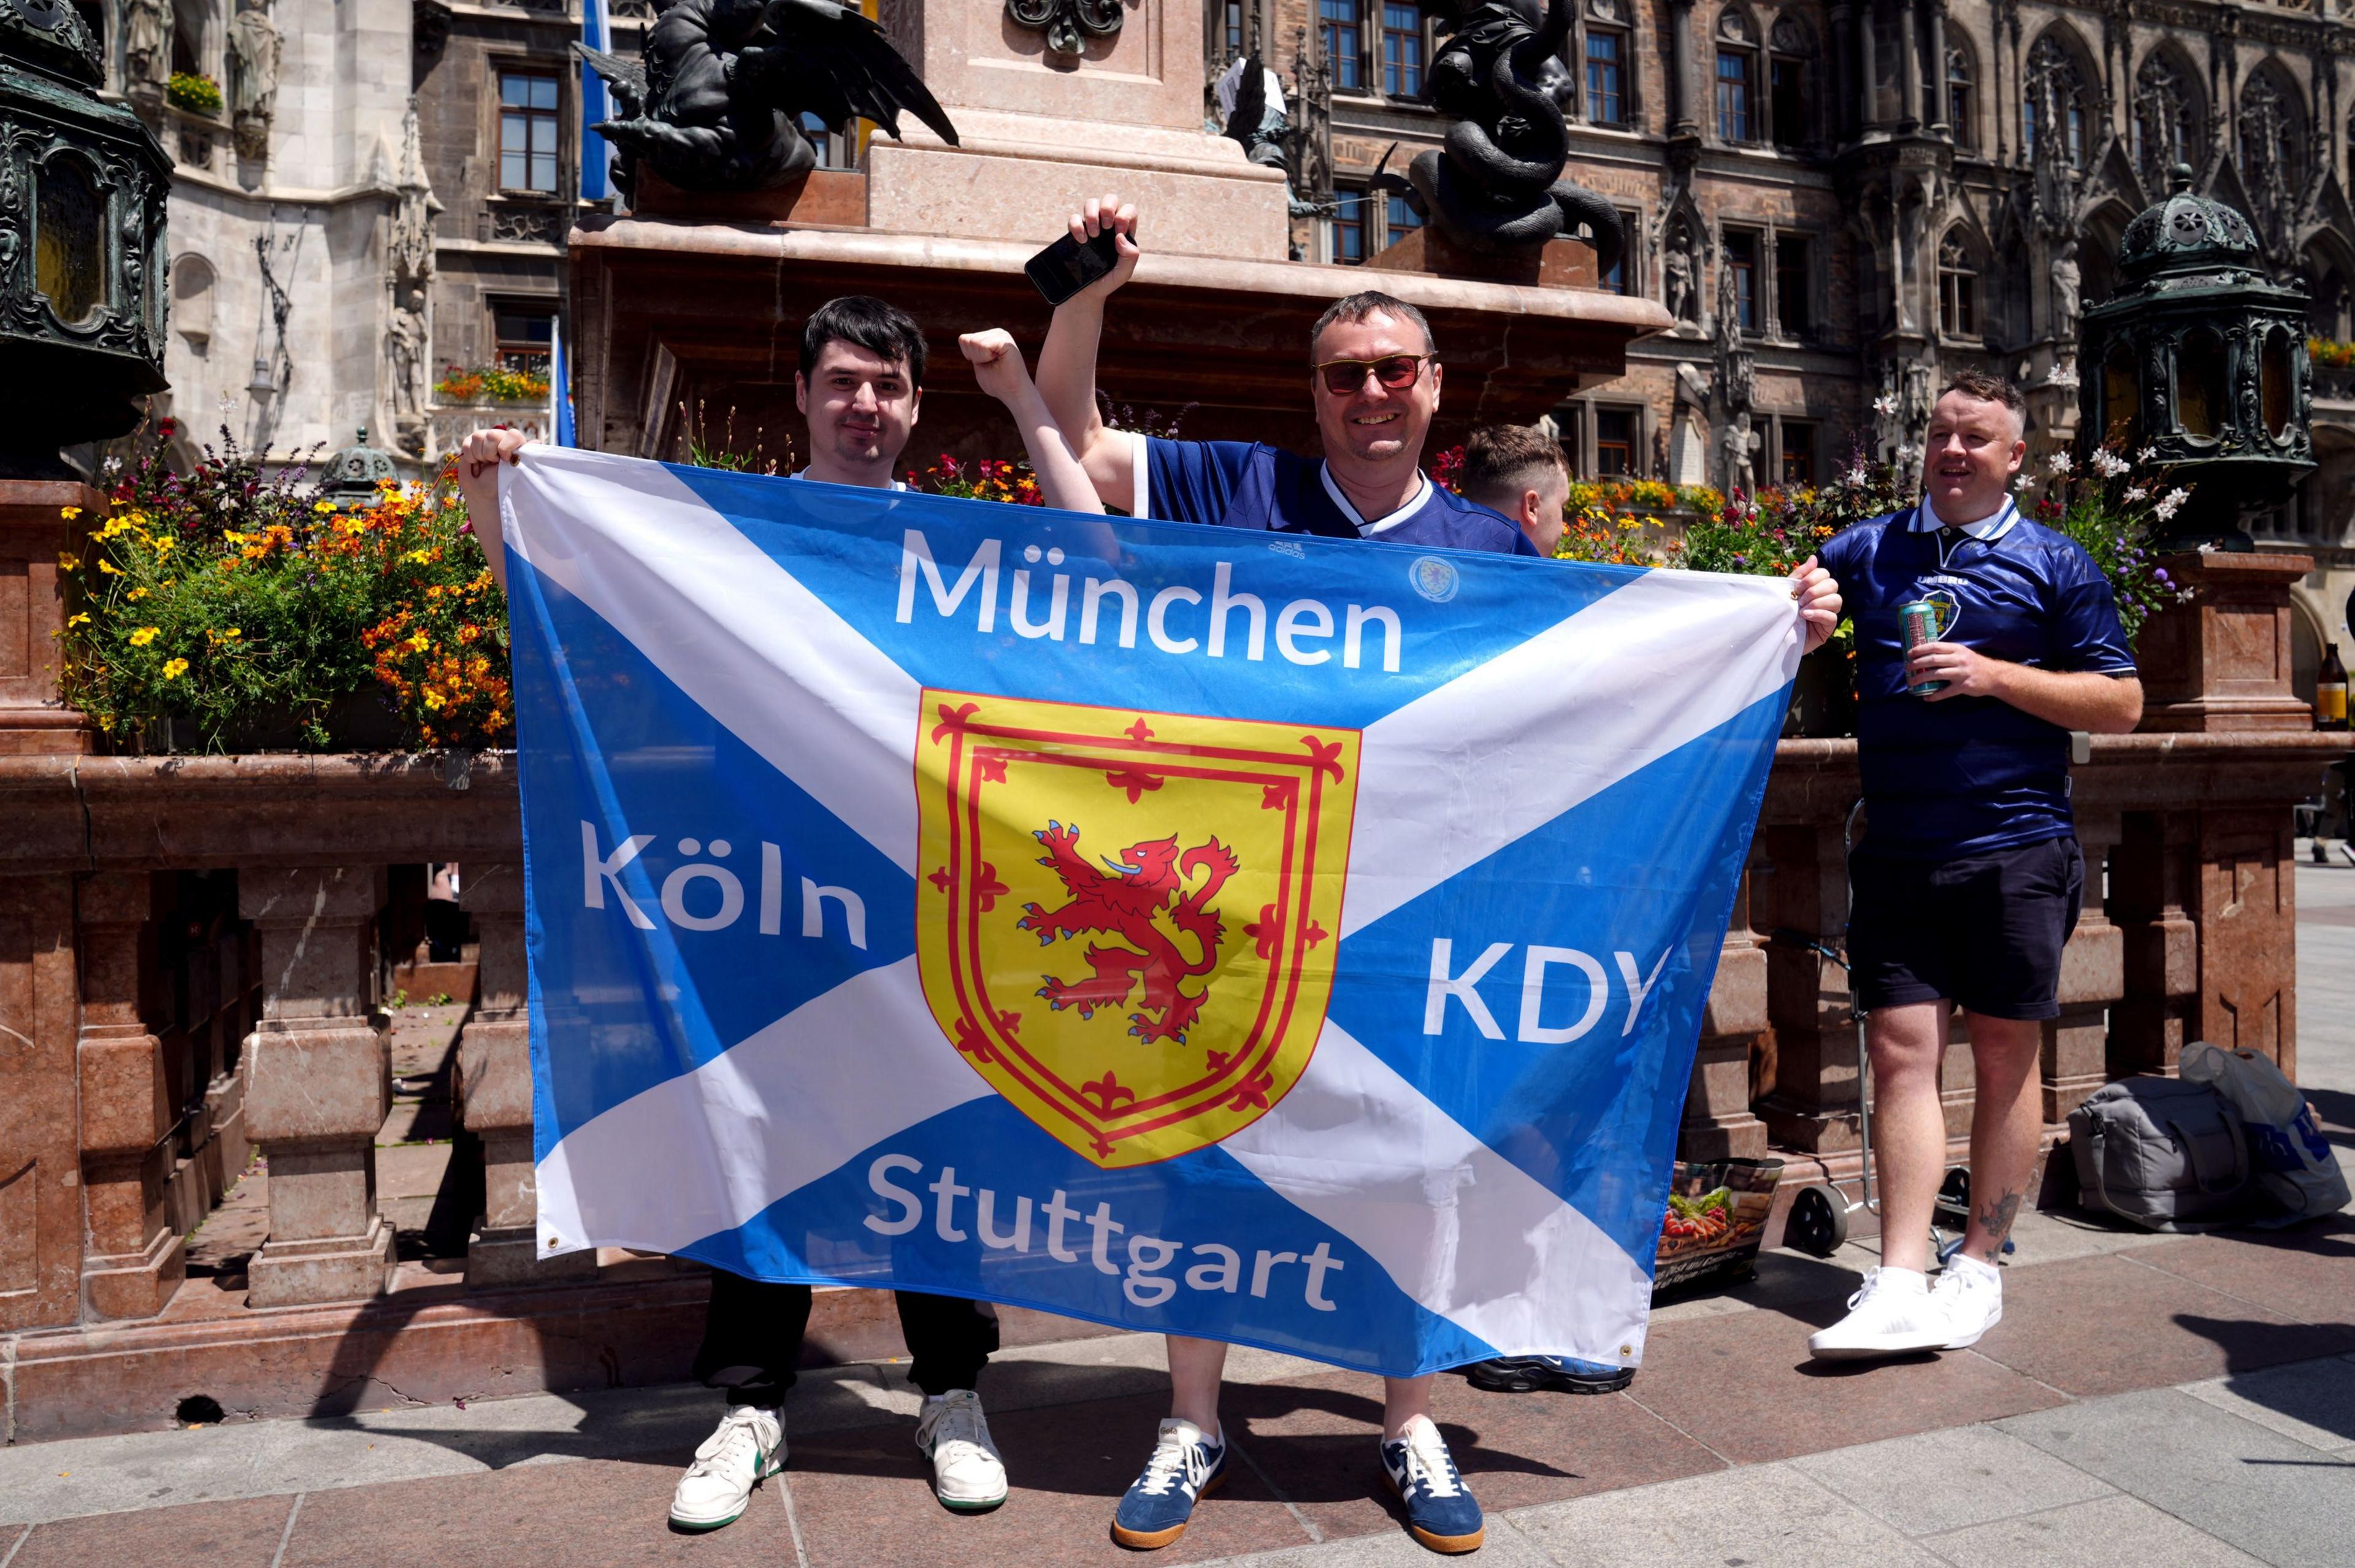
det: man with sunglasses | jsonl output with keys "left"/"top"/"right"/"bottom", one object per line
{"left": 1036, "top": 196, "right": 1535, "bottom": 557}
{"left": 1032, "top": 195, "right": 1518, "bottom": 1559}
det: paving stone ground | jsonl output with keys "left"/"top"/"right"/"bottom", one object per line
{"left": 4, "top": 866, "right": 2350, "bottom": 1568}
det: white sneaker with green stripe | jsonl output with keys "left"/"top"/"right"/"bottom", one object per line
{"left": 668, "top": 1404, "right": 785, "bottom": 1531}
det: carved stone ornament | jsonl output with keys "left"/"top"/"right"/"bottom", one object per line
{"left": 1006, "top": 0, "right": 1124, "bottom": 58}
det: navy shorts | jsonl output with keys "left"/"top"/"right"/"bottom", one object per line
{"left": 1847, "top": 835, "right": 2084, "bottom": 1021}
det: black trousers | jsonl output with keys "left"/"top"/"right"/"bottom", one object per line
{"left": 691, "top": 1269, "right": 1000, "bottom": 1404}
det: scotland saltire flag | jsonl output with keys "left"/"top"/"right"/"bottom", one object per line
{"left": 502, "top": 448, "right": 1801, "bottom": 1377}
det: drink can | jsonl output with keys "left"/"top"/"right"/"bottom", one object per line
{"left": 1899, "top": 600, "right": 1948, "bottom": 695}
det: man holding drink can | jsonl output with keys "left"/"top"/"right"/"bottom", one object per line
{"left": 1807, "top": 371, "right": 2142, "bottom": 1361}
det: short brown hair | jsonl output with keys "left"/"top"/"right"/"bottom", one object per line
{"left": 1937, "top": 369, "right": 2026, "bottom": 430}
{"left": 1310, "top": 290, "right": 1436, "bottom": 364}
{"left": 1458, "top": 424, "right": 1569, "bottom": 507}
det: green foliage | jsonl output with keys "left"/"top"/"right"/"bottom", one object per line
{"left": 434, "top": 365, "right": 553, "bottom": 403}
{"left": 675, "top": 401, "right": 786, "bottom": 474}
{"left": 166, "top": 72, "right": 223, "bottom": 115}
{"left": 2021, "top": 447, "right": 2195, "bottom": 644}
{"left": 55, "top": 419, "right": 510, "bottom": 752}
{"left": 1677, "top": 455, "right": 1913, "bottom": 577}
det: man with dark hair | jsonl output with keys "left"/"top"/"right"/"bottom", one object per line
{"left": 794, "top": 294, "right": 929, "bottom": 488}
{"left": 1457, "top": 424, "right": 1571, "bottom": 556}
{"left": 461, "top": 292, "right": 1012, "bottom": 1532}
{"left": 1035, "top": 196, "right": 1836, "bottom": 1558}
{"left": 1807, "top": 370, "right": 2142, "bottom": 1363}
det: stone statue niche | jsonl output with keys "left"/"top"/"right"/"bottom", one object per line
{"left": 575, "top": 0, "right": 960, "bottom": 196}
{"left": 228, "top": 0, "right": 280, "bottom": 162}
{"left": 1368, "top": 0, "right": 1622, "bottom": 272}
{"left": 121, "top": 0, "right": 170, "bottom": 97}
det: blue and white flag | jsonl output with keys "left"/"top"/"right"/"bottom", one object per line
{"left": 504, "top": 448, "right": 1801, "bottom": 1377}
{"left": 578, "top": 0, "right": 612, "bottom": 203}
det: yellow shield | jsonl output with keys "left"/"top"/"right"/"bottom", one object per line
{"left": 916, "top": 690, "right": 1360, "bottom": 1168}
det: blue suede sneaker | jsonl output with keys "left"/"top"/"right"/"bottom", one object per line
{"left": 1110, "top": 1418, "right": 1226, "bottom": 1550}
{"left": 1381, "top": 1415, "right": 1484, "bottom": 1554}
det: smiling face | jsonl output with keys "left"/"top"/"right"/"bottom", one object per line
{"left": 795, "top": 339, "right": 921, "bottom": 484}
{"left": 1923, "top": 389, "right": 2026, "bottom": 523}
{"left": 1309, "top": 310, "right": 1442, "bottom": 471}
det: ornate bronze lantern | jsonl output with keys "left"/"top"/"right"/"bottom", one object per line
{"left": 2077, "top": 167, "right": 2313, "bottom": 549}
{"left": 0, "top": 0, "right": 172, "bottom": 477}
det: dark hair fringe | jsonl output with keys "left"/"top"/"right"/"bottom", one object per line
{"left": 1937, "top": 368, "right": 2025, "bottom": 418}
{"left": 800, "top": 295, "right": 929, "bottom": 389}
{"left": 1309, "top": 290, "right": 1436, "bottom": 364}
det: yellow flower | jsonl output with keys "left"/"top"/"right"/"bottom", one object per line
{"left": 423, "top": 690, "right": 445, "bottom": 709}
{"left": 313, "top": 500, "right": 336, "bottom": 516}
{"left": 205, "top": 627, "right": 242, "bottom": 646}
{"left": 407, "top": 630, "right": 430, "bottom": 652}
{"left": 128, "top": 626, "right": 159, "bottom": 646}
{"left": 97, "top": 557, "right": 121, "bottom": 575}
{"left": 152, "top": 535, "right": 175, "bottom": 556}
{"left": 67, "top": 611, "right": 91, "bottom": 627}
{"left": 404, "top": 548, "right": 431, "bottom": 565}
{"left": 59, "top": 506, "right": 80, "bottom": 520}
{"left": 161, "top": 657, "right": 188, "bottom": 679}
{"left": 128, "top": 586, "right": 149, "bottom": 600}
{"left": 58, "top": 551, "right": 80, "bottom": 570}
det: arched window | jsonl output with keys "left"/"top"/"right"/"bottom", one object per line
{"left": 2239, "top": 69, "right": 2306, "bottom": 234}
{"left": 2024, "top": 34, "right": 2089, "bottom": 170}
{"left": 1714, "top": 9, "right": 1760, "bottom": 142}
{"left": 1937, "top": 232, "right": 1978, "bottom": 338}
{"left": 1767, "top": 16, "right": 1813, "bottom": 146}
{"left": 2133, "top": 52, "right": 2202, "bottom": 191}
{"left": 1946, "top": 42, "right": 1978, "bottom": 151}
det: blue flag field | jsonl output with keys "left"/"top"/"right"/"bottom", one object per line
{"left": 502, "top": 448, "right": 1802, "bottom": 1377}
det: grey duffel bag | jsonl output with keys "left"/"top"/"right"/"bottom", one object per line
{"left": 2068, "top": 1077, "right": 2253, "bottom": 1231}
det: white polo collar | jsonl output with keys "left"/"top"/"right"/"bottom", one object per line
{"left": 1320, "top": 462, "right": 1430, "bottom": 536}
{"left": 1912, "top": 493, "right": 2020, "bottom": 541}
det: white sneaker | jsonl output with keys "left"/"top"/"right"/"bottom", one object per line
{"left": 1806, "top": 1267, "right": 1951, "bottom": 1361}
{"left": 669, "top": 1404, "right": 784, "bottom": 1532}
{"left": 914, "top": 1388, "right": 1008, "bottom": 1512}
{"left": 1930, "top": 1252, "right": 2004, "bottom": 1348}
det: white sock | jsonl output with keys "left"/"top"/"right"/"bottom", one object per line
{"left": 1945, "top": 1251, "right": 2002, "bottom": 1287}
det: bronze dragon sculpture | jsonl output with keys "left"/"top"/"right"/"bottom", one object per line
{"left": 1378, "top": 0, "right": 1623, "bottom": 273}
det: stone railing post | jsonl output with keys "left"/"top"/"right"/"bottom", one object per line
{"left": 2135, "top": 552, "right": 2316, "bottom": 732}
{"left": 2193, "top": 806, "right": 2300, "bottom": 1075}
{"left": 458, "top": 863, "right": 592, "bottom": 1287}
{"left": 2042, "top": 809, "right": 2125, "bottom": 1122}
{"left": 0, "top": 871, "right": 82, "bottom": 1329}
{"left": 1756, "top": 820, "right": 1861, "bottom": 1153}
{"left": 0, "top": 480, "right": 99, "bottom": 754}
{"left": 1680, "top": 850, "right": 1769, "bottom": 1160}
{"left": 2112, "top": 808, "right": 2199, "bottom": 1074}
{"left": 76, "top": 871, "right": 185, "bottom": 1318}
{"left": 237, "top": 865, "right": 396, "bottom": 1307}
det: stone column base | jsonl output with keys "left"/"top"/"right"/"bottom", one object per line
{"left": 465, "top": 1226, "right": 598, "bottom": 1291}
{"left": 81, "top": 1224, "right": 186, "bottom": 1320}
{"left": 246, "top": 1215, "right": 396, "bottom": 1308}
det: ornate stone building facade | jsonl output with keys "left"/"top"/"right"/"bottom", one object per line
{"left": 88, "top": 0, "right": 639, "bottom": 470}
{"left": 1218, "top": 0, "right": 2354, "bottom": 700}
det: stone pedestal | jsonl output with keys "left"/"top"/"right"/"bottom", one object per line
{"left": 1363, "top": 230, "right": 1602, "bottom": 291}
{"left": 0, "top": 480, "right": 99, "bottom": 755}
{"left": 76, "top": 871, "right": 186, "bottom": 1320}
{"left": 238, "top": 865, "right": 397, "bottom": 1309}
{"left": 2137, "top": 551, "right": 2318, "bottom": 731}
{"left": 0, "top": 872, "right": 83, "bottom": 1331}
{"left": 867, "top": 1, "right": 1287, "bottom": 260}
{"left": 458, "top": 863, "right": 594, "bottom": 1288}
{"left": 2044, "top": 809, "right": 2124, "bottom": 1122}
{"left": 1755, "top": 820, "right": 1862, "bottom": 1153}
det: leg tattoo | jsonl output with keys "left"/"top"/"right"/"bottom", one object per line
{"left": 1972, "top": 1190, "right": 2023, "bottom": 1261}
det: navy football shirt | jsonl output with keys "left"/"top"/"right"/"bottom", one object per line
{"left": 1136, "top": 435, "right": 1537, "bottom": 555}
{"left": 1818, "top": 499, "right": 2137, "bottom": 860}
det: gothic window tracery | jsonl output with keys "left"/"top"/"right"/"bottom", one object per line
{"left": 2024, "top": 33, "right": 2089, "bottom": 170}
{"left": 2238, "top": 68, "right": 2305, "bottom": 243}
{"left": 1937, "top": 231, "right": 1978, "bottom": 338}
{"left": 1947, "top": 42, "right": 1977, "bottom": 152}
{"left": 2132, "top": 53, "right": 2202, "bottom": 193}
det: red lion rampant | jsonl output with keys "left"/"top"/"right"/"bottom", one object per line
{"left": 1017, "top": 820, "right": 1239, "bottom": 1045}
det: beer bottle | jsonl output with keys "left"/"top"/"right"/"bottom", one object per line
{"left": 2318, "top": 641, "right": 2349, "bottom": 731}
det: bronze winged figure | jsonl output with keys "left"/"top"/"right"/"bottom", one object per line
{"left": 575, "top": 0, "right": 958, "bottom": 196}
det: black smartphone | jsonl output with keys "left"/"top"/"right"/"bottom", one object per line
{"left": 1024, "top": 227, "right": 1124, "bottom": 307}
